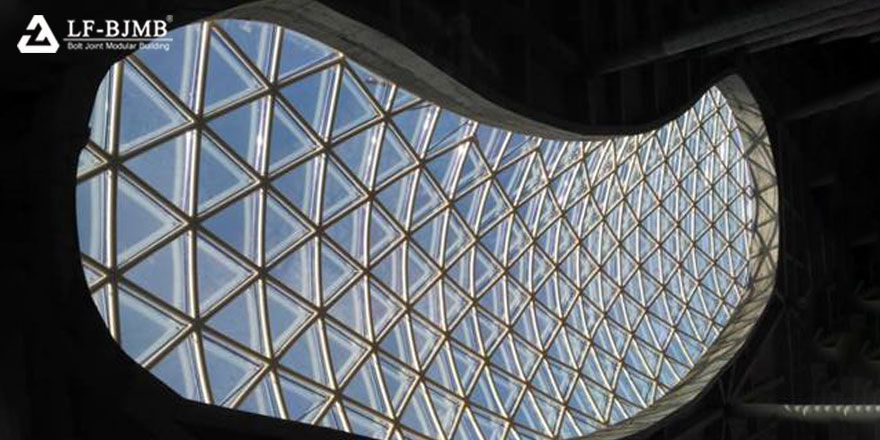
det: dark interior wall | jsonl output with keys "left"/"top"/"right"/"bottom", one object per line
{"left": 2, "top": 0, "right": 879, "bottom": 439}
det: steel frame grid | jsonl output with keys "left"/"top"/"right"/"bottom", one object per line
{"left": 74, "top": 18, "right": 778, "bottom": 440}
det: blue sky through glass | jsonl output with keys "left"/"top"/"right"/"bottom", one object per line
{"left": 75, "top": 18, "right": 760, "bottom": 440}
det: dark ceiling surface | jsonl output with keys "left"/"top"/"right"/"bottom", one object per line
{"left": 2, "top": 0, "right": 880, "bottom": 439}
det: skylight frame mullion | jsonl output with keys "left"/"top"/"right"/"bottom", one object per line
{"left": 103, "top": 63, "right": 124, "bottom": 341}
{"left": 250, "top": 22, "right": 287, "bottom": 420}
{"left": 78, "top": 19, "right": 776, "bottom": 438}
{"left": 184, "top": 21, "right": 216, "bottom": 405}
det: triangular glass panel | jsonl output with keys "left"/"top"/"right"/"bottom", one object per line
{"left": 400, "top": 387, "right": 440, "bottom": 438}
{"left": 455, "top": 183, "right": 482, "bottom": 229}
{"left": 442, "top": 282, "right": 470, "bottom": 328}
{"left": 77, "top": 173, "right": 108, "bottom": 264}
{"left": 202, "top": 336, "right": 261, "bottom": 405}
{"left": 273, "top": 155, "right": 321, "bottom": 222}
{"left": 375, "top": 127, "right": 416, "bottom": 187}
{"left": 149, "top": 335, "right": 202, "bottom": 400}
{"left": 443, "top": 213, "right": 473, "bottom": 264}
{"left": 376, "top": 170, "right": 416, "bottom": 225}
{"left": 203, "top": 30, "right": 262, "bottom": 112}
{"left": 427, "top": 386, "right": 462, "bottom": 437}
{"left": 378, "top": 317, "right": 414, "bottom": 367}
{"left": 456, "top": 144, "right": 488, "bottom": 195}
{"left": 196, "top": 235, "right": 252, "bottom": 313}
{"left": 203, "top": 191, "right": 260, "bottom": 261}
{"left": 427, "top": 110, "right": 471, "bottom": 154}
{"left": 478, "top": 282, "right": 505, "bottom": 321}
{"left": 345, "top": 404, "right": 391, "bottom": 438}
{"left": 349, "top": 60, "right": 394, "bottom": 109}
{"left": 197, "top": 135, "right": 252, "bottom": 212}
{"left": 410, "top": 317, "right": 443, "bottom": 367}
{"left": 409, "top": 246, "right": 439, "bottom": 298}
{"left": 472, "top": 247, "right": 503, "bottom": 295}
{"left": 343, "top": 358, "right": 387, "bottom": 414}
{"left": 513, "top": 337, "right": 541, "bottom": 379}
{"left": 218, "top": 20, "right": 274, "bottom": 76}
{"left": 322, "top": 158, "right": 364, "bottom": 222}
{"left": 370, "top": 281, "right": 403, "bottom": 339}
{"left": 320, "top": 243, "right": 360, "bottom": 304}
{"left": 426, "top": 144, "right": 459, "bottom": 194}
{"left": 207, "top": 97, "right": 267, "bottom": 171}
{"left": 476, "top": 311, "right": 505, "bottom": 351}
{"left": 279, "top": 325, "right": 328, "bottom": 383}
{"left": 328, "top": 279, "right": 369, "bottom": 336}
{"left": 326, "top": 205, "right": 368, "bottom": 264}
{"left": 264, "top": 194, "right": 309, "bottom": 262}
{"left": 426, "top": 344, "right": 456, "bottom": 391}
{"left": 333, "top": 124, "right": 380, "bottom": 187}
{"left": 568, "top": 381, "right": 593, "bottom": 416}
{"left": 372, "top": 245, "right": 411, "bottom": 301}
{"left": 411, "top": 173, "right": 444, "bottom": 225}
{"left": 548, "top": 361, "right": 576, "bottom": 397}
{"left": 378, "top": 356, "right": 417, "bottom": 414}
{"left": 124, "top": 233, "right": 190, "bottom": 313}
{"left": 533, "top": 392, "right": 563, "bottom": 433}
{"left": 331, "top": 69, "right": 378, "bottom": 138}
{"left": 472, "top": 409, "right": 506, "bottom": 440}
{"left": 135, "top": 24, "right": 201, "bottom": 109}
{"left": 116, "top": 176, "right": 181, "bottom": 264}
{"left": 76, "top": 144, "right": 104, "bottom": 178}
{"left": 450, "top": 345, "right": 480, "bottom": 391}
{"left": 269, "top": 239, "right": 319, "bottom": 304}
{"left": 268, "top": 102, "right": 318, "bottom": 173}
{"left": 326, "top": 324, "right": 369, "bottom": 384}
{"left": 391, "top": 87, "right": 417, "bottom": 111}
{"left": 118, "top": 62, "right": 187, "bottom": 152}
{"left": 124, "top": 131, "right": 192, "bottom": 210}
{"left": 369, "top": 205, "right": 402, "bottom": 262}
{"left": 280, "top": 66, "right": 337, "bottom": 138}
{"left": 279, "top": 373, "right": 332, "bottom": 422}
{"left": 489, "top": 368, "right": 524, "bottom": 414}
{"left": 513, "top": 392, "right": 547, "bottom": 433}
{"left": 469, "top": 369, "right": 501, "bottom": 413}
{"left": 265, "top": 282, "right": 312, "bottom": 352}
{"left": 278, "top": 30, "right": 336, "bottom": 79}
{"left": 452, "top": 310, "right": 480, "bottom": 349}
{"left": 392, "top": 103, "right": 436, "bottom": 154}
{"left": 118, "top": 287, "right": 183, "bottom": 363}
{"left": 453, "top": 411, "right": 481, "bottom": 440}
{"left": 237, "top": 375, "right": 282, "bottom": 417}
{"left": 412, "top": 211, "right": 444, "bottom": 261}
{"left": 89, "top": 72, "right": 113, "bottom": 150}
{"left": 206, "top": 284, "right": 263, "bottom": 352}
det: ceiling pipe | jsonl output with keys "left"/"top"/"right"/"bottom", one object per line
{"left": 747, "top": 8, "right": 880, "bottom": 53}
{"left": 707, "top": 0, "right": 880, "bottom": 55}
{"left": 732, "top": 404, "right": 880, "bottom": 422}
{"left": 783, "top": 77, "right": 880, "bottom": 120}
{"left": 594, "top": 0, "right": 857, "bottom": 74}
{"left": 820, "top": 17, "right": 880, "bottom": 43}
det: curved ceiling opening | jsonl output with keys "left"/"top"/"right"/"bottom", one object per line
{"left": 75, "top": 18, "right": 778, "bottom": 440}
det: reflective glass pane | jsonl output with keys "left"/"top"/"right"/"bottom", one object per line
{"left": 77, "top": 17, "right": 775, "bottom": 440}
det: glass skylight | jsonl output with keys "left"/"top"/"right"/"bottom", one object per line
{"left": 76, "top": 18, "right": 774, "bottom": 439}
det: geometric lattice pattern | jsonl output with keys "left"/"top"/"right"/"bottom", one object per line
{"left": 76, "top": 19, "right": 757, "bottom": 439}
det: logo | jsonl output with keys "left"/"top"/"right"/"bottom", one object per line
{"left": 18, "top": 15, "right": 59, "bottom": 54}
{"left": 65, "top": 18, "right": 173, "bottom": 52}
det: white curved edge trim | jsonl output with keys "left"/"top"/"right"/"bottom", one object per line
{"left": 208, "top": 3, "right": 780, "bottom": 438}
